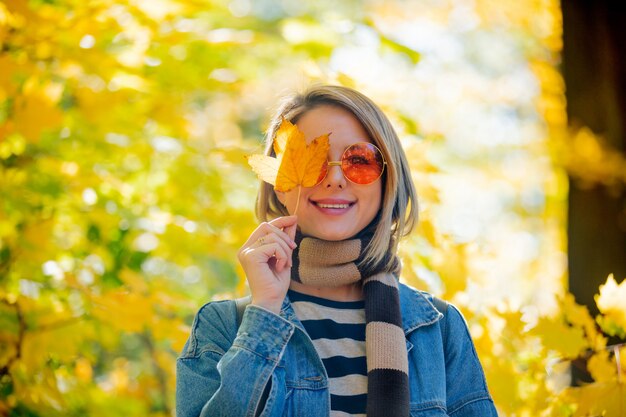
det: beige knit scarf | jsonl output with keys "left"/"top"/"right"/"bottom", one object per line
{"left": 290, "top": 223, "right": 409, "bottom": 417}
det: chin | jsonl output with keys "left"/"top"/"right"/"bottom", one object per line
{"left": 308, "top": 229, "right": 358, "bottom": 241}
{"left": 321, "top": 235, "right": 349, "bottom": 242}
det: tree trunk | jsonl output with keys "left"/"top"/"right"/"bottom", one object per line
{"left": 562, "top": 0, "right": 626, "bottom": 384}
{"left": 562, "top": 0, "right": 626, "bottom": 314}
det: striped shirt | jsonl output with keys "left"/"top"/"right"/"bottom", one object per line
{"left": 288, "top": 290, "right": 367, "bottom": 417}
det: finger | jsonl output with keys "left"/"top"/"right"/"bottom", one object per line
{"left": 268, "top": 216, "right": 298, "bottom": 246}
{"left": 273, "top": 244, "right": 291, "bottom": 272}
{"left": 267, "top": 216, "right": 296, "bottom": 249}
{"left": 261, "top": 224, "right": 295, "bottom": 250}
{"left": 254, "top": 233, "right": 292, "bottom": 264}
{"left": 240, "top": 216, "right": 298, "bottom": 254}
{"left": 241, "top": 240, "right": 288, "bottom": 267}
{"left": 283, "top": 216, "right": 298, "bottom": 242}
{"left": 268, "top": 215, "right": 298, "bottom": 229}
{"left": 260, "top": 242, "right": 289, "bottom": 272}
{"left": 243, "top": 216, "right": 296, "bottom": 248}
{"left": 241, "top": 222, "right": 280, "bottom": 249}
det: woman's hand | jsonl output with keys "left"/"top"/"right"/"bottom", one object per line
{"left": 237, "top": 215, "right": 298, "bottom": 314}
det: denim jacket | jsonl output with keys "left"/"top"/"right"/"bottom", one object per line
{"left": 176, "top": 283, "right": 498, "bottom": 417}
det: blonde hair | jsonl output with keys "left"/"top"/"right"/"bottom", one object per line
{"left": 256, "top": 85, "right": 418, "bottom": 272}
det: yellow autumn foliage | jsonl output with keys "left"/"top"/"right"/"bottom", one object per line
{"left": 596, "top": 274, "right": 626, "bottom": 338}
{"left": 1, "top": 0, "right": 625, "bottom": 417}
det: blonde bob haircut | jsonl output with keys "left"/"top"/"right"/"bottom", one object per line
{"left": 256, "top": 85, "right": 418, "bottom": 273}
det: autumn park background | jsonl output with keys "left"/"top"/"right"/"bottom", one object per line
{"left": 1, "top": 0, "right": 626, "bottom": 416}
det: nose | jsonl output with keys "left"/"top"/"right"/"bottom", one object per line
{"left": 322, "top": 161, "right": 346, "bottom": 188}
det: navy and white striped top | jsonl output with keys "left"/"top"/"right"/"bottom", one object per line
{"left": 288, "top": 290, "right": 367, "bottom": 417}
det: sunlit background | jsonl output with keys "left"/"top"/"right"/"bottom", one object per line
{"left": 1, "top": 0, "right": 625, "bottom": 416}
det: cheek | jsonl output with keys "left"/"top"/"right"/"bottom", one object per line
{"left": 371, "top": 183, "right": 383, "bottom": 208}
{"left": 368, "top": 188, "right": 383, "bottom": 218}
{"left": 275, "top": 191, "right": 286, "bottom": 206}
{"left": 279, "top": 188, "right": 311, "bottom": 211}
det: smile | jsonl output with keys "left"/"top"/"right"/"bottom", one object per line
{"left": 310, "top": 199, "right": 356, "bottom": 214}
{"left": 316, "top": 203, "right": 351, "bottom": 209}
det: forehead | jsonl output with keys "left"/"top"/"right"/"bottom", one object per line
{"left": 295, "top": 105, "right": 373, "bottom": 147}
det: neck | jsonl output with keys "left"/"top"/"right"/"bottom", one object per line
{"left": 289, "top": 280, "right": 364, "bottom": 302}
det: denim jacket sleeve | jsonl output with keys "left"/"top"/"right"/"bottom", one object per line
{"left": 443, "top": 305, "right": 498, "bottom": 416}
{"left": 176, "top": 301, "right": 295, "bottom": 417}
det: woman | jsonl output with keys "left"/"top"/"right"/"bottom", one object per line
{"left": 176, "top": 85, "right": 498, "bottom": 417}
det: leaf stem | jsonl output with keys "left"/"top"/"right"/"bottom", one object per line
{"left": 294, "top": 186, "right": 302, "bottom": 215}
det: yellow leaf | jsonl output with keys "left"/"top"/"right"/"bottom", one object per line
{"left": 561, "top": 293, "right": 601, "bottom": 343}
{"left": 531, "top": 315, "right": 588, "bottom": 358}
{"left": 273, "top": 117, "right": 298, "bottom": 156}
{"left": 275, "top": 122, "right": 329, "bottom": 192}
{"left": 247, "top": 118, "right": 330, "bottom": 193}
{"left": 587, "top": 349, "right": 616, "bottom": 383}
{"left": 431, "top": 241, "right": 468, "bottom": 298}
{"left": 595, "top": 274, "right": 626, "bottom": 337}
{"left": 246, "top": 117, "right": 298, "bottom": 185}
{"left": 12, "top": 90, "right": 63, "bottom": 141}
{"left": 561, "top": 380, "right": 626, "bottom": 417}
{"left": 245, "top": 154, "right": 280, "bottom": 186}
{"left": 91, "top": 290, "right": 154, "bottom": 333}
{"left": 75, "top": 357, "right": 93, "bottom": 382}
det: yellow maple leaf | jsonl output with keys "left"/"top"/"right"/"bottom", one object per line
{"left": 561, "top": 380, "right": 626, "bottom": 417}
{"left": 273, "top": 117, "right": 299, "bottom": 156}
{"left": 245, "top": 154, "right": 281, "bottom": 186}
{"left": 595, "top": 274, "right": 626, "bottom": 338}
{"left": 275, "top": 123, "right": 329, "bottom": 192}
{"left": 530, "top": 314, "right": 589, "bottom": 359}
{"left": 587, "top": 349, "right": 616, "bottom": 383}
{"left": 561, "top": 293, "right": 602, "bottom": 345}
{"left": 247, "top": 119, "right": 329, "bottom": 212}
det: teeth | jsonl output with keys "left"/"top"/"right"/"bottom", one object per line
{"left": 317, "top": 203, "right": 350, "bottom": 209}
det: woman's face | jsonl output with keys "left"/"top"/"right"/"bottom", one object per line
{"left": 276, "top": 105, "right": 383, "bottom": 241}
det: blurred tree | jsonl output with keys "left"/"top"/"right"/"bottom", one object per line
{"left": 562, "top": 0, "right": 626, "bottom": 318}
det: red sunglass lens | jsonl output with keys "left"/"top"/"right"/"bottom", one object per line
{"left": 342, "top": 144, "right": 384, "bottom": 184}
{"left": 316, "top": 161, "right": 328, "bottom": 184}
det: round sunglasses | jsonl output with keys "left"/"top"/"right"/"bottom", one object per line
{"left": 315, "top": 142, "right": 387, "bottom": 186}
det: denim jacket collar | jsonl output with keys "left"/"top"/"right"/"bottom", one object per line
{"left": 399, "top": 284, "right": 443, "bottom": 334}
{"left": 278, "top": 283, "right": 442, "bottom": 336}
